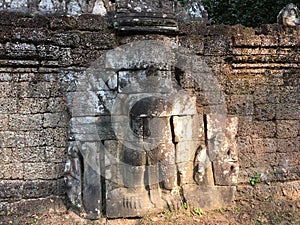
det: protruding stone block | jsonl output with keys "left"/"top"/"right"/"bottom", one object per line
{"left": 213, "top": 116, "right": 239, "bottom": 185}
{"left": 183, "top": 185, "right": 236, "bottom": 209}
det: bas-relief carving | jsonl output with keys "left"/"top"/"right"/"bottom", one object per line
{"left": 105, "top": 89, "right": 201, "bottom": 217}
{"left": 64, "top": 40, "right": 239, "bottom": 219}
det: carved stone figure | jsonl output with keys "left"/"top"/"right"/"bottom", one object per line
{"left": 277, "top": 3, "right": 300, "bottom": 26}
{"left": 64, "top": 40, "right": 239, "bottom": 219}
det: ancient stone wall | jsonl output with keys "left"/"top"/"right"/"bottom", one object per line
{"left": 0, "top": 12, "right": 299, "bottom": 217}
{"left": 178, "top": 23, "right": 300, "bottom": 204}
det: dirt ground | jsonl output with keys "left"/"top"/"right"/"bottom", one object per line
{"left": 1, "top": 197, "right": 299, "bottom": 225}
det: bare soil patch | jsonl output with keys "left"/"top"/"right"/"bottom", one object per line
{"left": 1, "top": 198, "right": 299, "bottom": 225}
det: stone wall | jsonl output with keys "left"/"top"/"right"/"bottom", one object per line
{"left": 179, "top": 23, "right": 300, "bottom": 203}
{"left": 0, "top": 12, "right": 299, "bottom": 217}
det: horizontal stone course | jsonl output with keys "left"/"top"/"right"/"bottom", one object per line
{"left": 0, "top": 196, "right": 66, "bottom": 217}
{"left": 9, "top": 113, "right": 43, "bottom": 131}
{"left": 0, "top": 179, "right": 64, "bottom": 200}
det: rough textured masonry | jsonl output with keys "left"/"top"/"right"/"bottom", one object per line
{"left": 0, "top": 0, "right": 299, "bottom": 220}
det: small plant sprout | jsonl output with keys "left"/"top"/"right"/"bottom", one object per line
{"left": 193, "top": 207, "right": 204, "bottom": 216}
{"left": 183, "top": 201, "right": 188, "bottom": 209}
{"left": 250, "top": 173, "right": 262, "bottom": 186}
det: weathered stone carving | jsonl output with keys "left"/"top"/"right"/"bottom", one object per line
{"left": 175, "top": 0, "right": 208, "bottom": 22}
{"left": 113, "top": 0, "right": 208, "bottom": 32}
{"left": 105, "top": 88, "right": 200, "bottom": 217}
{"left": 113, "top": 0, "right": 178, "bottom": 32}
{"left": 64, "top": 40, "right": 239, "bottom": 219}
{"left": 277, "top": 3, "right": 300, "bottom": 26}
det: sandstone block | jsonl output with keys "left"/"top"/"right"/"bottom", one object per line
{"left": 0, "top": 131, "right": 24, "bottom": 148}
{"left": 277, "top": 138, "right": 299, "bottom": 153}
{"left": 213, "top": 116, "right": 239, "bottom": 185}
{"left": 175, "top": 141, "right": 199, "bottom": 163}
{"left": 0, "top": 114, "right": 8, "bottom": 130}
{"left": 227, "top": 94, "right": 254, "bottom": 116}
{"left": 47, "top": 97, "right": 67, "bottom": 113}
{"left": 43, "top": 112, "right": 69, "bottom": 128}
{"left": 0, "top": 163, "right": 23, "bottom": 179}
{"left": 23, "top": 162, "right": 65, "bottom": 180}
{"left": 18, "top": 98, "right": 48, "bottom": 114}
{"left": 176, "top": 161, "right": 195, "bottom": 185}
{"left": 9, "top": 114, "right": 43, "bottom": 131}
{"left": 183, "top": 185, "right": 236, "bottom": 209}
{"left": 0, "top": 98, "right": 18, "bottom": 113}
{"left": 276, "top": 120, "right": 299, "bottom": 138}
{"left": 253, "top": 138, "right": 278, "bottom": 153}
{"left": 45, "top": 147, "right": 67, "bottom": 163}
{"left": 260, "top": 35, "right": 278, "bottom": 47}
{"left": 5, "top": 42, "right": 37, "bottom": 58}
{"left": 81, "top": 142, "right": 102, "bottom": 219}
{"left": 233, "top": 35, "right": 261, "bottom": 47}
{"left": 0, "top": 147, "right": 12, "bottom": 163}
{"left": 204, "top": 37, "right": 230, "bottom": 56}
{"left": 11, "top": 147, "right": 45, "bottom": 163}
{"left": 254, "top": 104, "right": 276, "bottom": 121}
{"left": 37, "top": 44, "right": 60, "bottom": 59}
{"left": 18, "top": 82, "right": 51, "bottom": 98}
{"left": 253, "top": 85, "right": 280, "bottom": 104}
{"left": 0, "top": 73, "right": 12, "bottom": 82}
{"left": 0, "top": 196, "right": 66, "bottom": 217}
{"left": 77, "top": 14, "right": 108, "bottom": 30}
{"left": 251, "top": 121, "right": 276, "bottom": 138}
{"left": 276, "top": 103, "right": 300, "bottom": 120}
{"left": 103, "top": 140, "right": 122, "bottom": 160}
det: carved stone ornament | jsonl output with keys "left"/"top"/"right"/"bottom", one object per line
{"left": 113, "top": 0, "right": 208, "bottom": 32}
